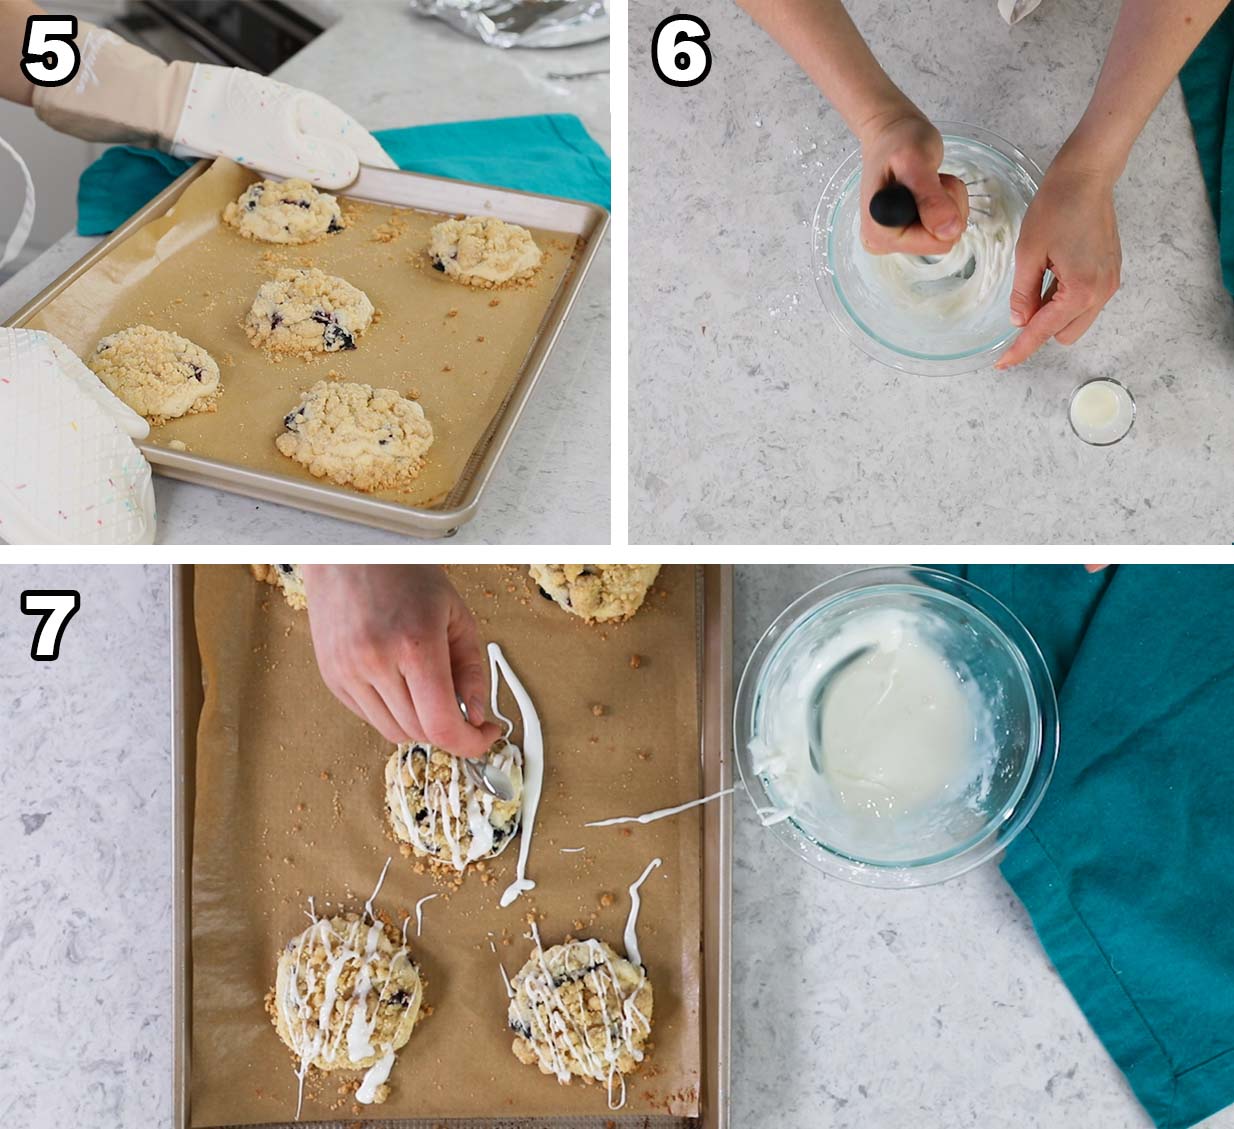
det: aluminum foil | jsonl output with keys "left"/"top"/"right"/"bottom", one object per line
{"left": 408, "top": 0, "right": 608, "bottom": 48}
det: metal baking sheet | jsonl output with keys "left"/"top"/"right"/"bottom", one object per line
{"left": 13, "top": 163, "right": 607, "bottom": 539}
{"left": 171, "top": 564, "right": 732, "bottom": 1129}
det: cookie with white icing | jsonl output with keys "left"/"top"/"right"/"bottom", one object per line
{"left": 427, "top": 216, "right": 542, "bottom": 287}
{"left": 245, "top": 267, "right": 374, "bottom": 355}
{"left": 508, "top": 933, "right": 654, "bottom": 1101}
{"left": 88, "top": 324, "right": 220, "bottom": 424}
{"left": 250, "top": 564, "right": 306, "bottom": 609}
{"left": 223, "top": 178, "right": 345, "bottom": 244}
{"left": 267, "top": 913, "right": 423, "bottom": 1105}
{"left": 386, "top": 739, "right": 522, "bottom": 870}
{"left": 276, "top": 380, "right": 433, "bottom": 492}
{"left": 529, "top": 565, "right": 662, "bottom": 623}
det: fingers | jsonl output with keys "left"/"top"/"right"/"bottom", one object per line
{"left": 999, "top": 259, "right": 1118, "bottom": 368}
{"left": 996, "top": 285, "right": 1079, "bottom": 369}
{"left": 447, "top": 609, "right": 491, "bottom": 735}
{"left": 900, "top": 168, "right": 967, "bottom": 242}
{"left": 862, "top": 173, "right": 968, "bottom": 256}
{"left": 1053, "top": 305, "right": 1102, "bottom": 346}
{"left": 1084, "top": 564, "right": 1109, "bottom": 573}
{"left": 349, "top": 681, "right": 412, "bottom": 747}
{"left": 1009, "top": 235, "right": 1047, "bottom": 330}
{"left": 371, "top": 672, "right": 425, "bottom": 746}
{"left": 401, "top": 633, "right": 496, "bottom": 759}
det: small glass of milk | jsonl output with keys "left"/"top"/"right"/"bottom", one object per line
{"left": 1069, "top": 378, "right": 1136, "bottom": 446}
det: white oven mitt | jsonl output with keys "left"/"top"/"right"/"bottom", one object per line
{"left": 0, "top": 329, "right": 155, "bottom": 544}
{"left": 32, "top": 23, "right": 394, "bottom": 189}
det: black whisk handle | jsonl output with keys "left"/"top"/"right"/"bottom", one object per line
{"left": 869, "top": 182, "right": 919, "bottom": 228}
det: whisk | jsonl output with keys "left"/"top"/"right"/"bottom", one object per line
{"left": 869, "top": 177, "right": 991, "bottom": 228}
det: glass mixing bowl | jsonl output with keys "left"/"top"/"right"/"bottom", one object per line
{"left": 812, "top": 122, "right": 1045, "bottom": 376}
{"left": 734, "top": 567, "right": 1059, "bottom": 888}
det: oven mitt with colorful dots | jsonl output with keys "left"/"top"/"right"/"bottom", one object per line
{"left": 0, "top": 329, "right": 155, "bottom": 545}
{"left": 31, "top": 22, "right": 393, "bottom": 189}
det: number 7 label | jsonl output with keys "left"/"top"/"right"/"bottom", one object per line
{"left": 21, "top": 590, "right": 81, "bottom": 661}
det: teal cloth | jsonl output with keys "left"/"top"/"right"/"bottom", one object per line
{"left": 1181, "top": 10, "right": 1234, "bottom": 300}
{"left": 76, "top": 114, "right": 610, "bottom": 235}
{"left": 941, "top": 565, "right": 1234, "bottom": 1129}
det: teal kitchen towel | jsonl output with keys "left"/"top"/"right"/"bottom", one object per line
{"left": 946, "top": 565, "right": 1234, "bottom": 1129}
{"left": 1180, "top": 7, "right": 1234, "bottom": 300}
{"left": 76, "top": 114, "right": 610, "bottom": 235}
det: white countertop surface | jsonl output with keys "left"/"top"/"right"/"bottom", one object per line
{"left": 5, "top": 563, "right": 1229, "bottom": 1128}
{"left": 0, "top": 2, "right": 610, "bottom": 545}
{"left": 629, "top": 0, "right": 1234, "bottom": 544}
{"left": 0, "top": 564, "right": 171, "bottom": 1126}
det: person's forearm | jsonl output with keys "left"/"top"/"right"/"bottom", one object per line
{"left": 0, "top": 2, "right": 45, "bottom": 106}
{"left": 1062, "top": 0, "right": 1228, "bottom": 180}
{"left": 737, "top": 0, "right": 917, "bottom": 138}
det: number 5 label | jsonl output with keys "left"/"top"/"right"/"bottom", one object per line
{"left": 20, "top": 16, "right": 81, "bottom": 88}
{"left": 652, "top": 15, "right": 712, "bottom": 88}
{"left": 21, "top": 590, "right": 81, "bottom": 661}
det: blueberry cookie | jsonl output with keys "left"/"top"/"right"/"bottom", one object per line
{"left": 87, "top": 325, "right": 220, "bottom": 424}
{"left": 267, "top": 912, "right": 423, "bottom": 1106}
{"left": 386, "top": 739, "right": 522, "bottom": 871}
{"left": 276, "top": 380, "right": 433, "bottom": 492}
{"left": 529, "top": 565, "right": 662, "bottom": 624}
{"left": 508, "top": 933, "right": 654, "bottom": 1103}
{"left": 244, "top": 268, "right": 374, "bottom": 355}
{"left": 223, "top": 178, "right": 345, "bottom": 244}
{"left": 250, "top": 564, "right": 306, "bottom": 610}
{"left": 428, "top": 216, "right": 542, "bottom": 287}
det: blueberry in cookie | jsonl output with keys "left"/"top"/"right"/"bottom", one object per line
{"left": 245, "top": 268, "right": 374, "bottom": 356}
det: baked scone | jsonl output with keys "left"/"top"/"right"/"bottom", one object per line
{"left": 223, "top": 177, "right": 345, "bottom": 244}
{"left": 244, "top": 267, "right": 374, "bottom": 355}
{"left": 250, "top": 564, "right": 306, "bottom": 609}
{"left": 386, "top": 739, "right": 522, "bottom": 870}
{"left": 87, "top": 325, "right": 220, "bottom": 424}
{"left": 268, "top": 912, "right": 423, "bottom": 1108}
{"left": 428, "top": 215, "right": 542, "bottom": 287}
{"left": 508, "top": 934, "right": 653, "bottom": 1104}
{"left": 529, "top": 565, "right": 662, "bottom": 623}
{"left": 276, "top": 380, "right": 433, "bottom": 492}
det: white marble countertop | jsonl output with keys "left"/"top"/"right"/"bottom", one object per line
{"left": 630, "top": 0, "right": 1234, "bottom": 544}
{"left": 0, "top": 2, "right": 610, "bottom": 544}
{"left": 8, "top": 563, "right": 1229, "bottom": 1128}
{"left": 0, "top": 564, "right": 171, "bottom": 1126}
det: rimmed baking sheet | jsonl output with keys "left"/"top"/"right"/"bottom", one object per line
{"left": 172, "top": 564, "right": 731, "bottom": 1129}
{"left": 14, "top": 161, "right": 608, "bottom": 538}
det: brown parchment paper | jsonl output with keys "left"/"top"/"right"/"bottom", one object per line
{"left": 189, "top": 565, "right": 704, "bottom": 1127}
{"left": 26, "top": 160, "right": 578, "bottom": 508}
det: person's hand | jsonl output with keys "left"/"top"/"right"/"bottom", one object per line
{"left": 997, "top": 151, "right": 1121, "bottom": 369}
{"left": 858, "top": 109, "right": 970, "bottom": 256}
{"left": 301, "top": 565, "right": 501, "bottom": 757}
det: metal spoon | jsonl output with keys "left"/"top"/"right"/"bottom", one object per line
{"left": 807, "top": 646, "right": 874, "bottom": 775}
{"left": 456, "top": 696, "right": 516, "bottom": 801}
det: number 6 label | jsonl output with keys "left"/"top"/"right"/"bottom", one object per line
{"left": 20, "top": 15, "right": 81, "bottom": 88}
{"left": 652, "top": 15, "right": 712, "bottom": 88}
{"left": 21, "top": 590, "right": 81, "bottom": 661}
